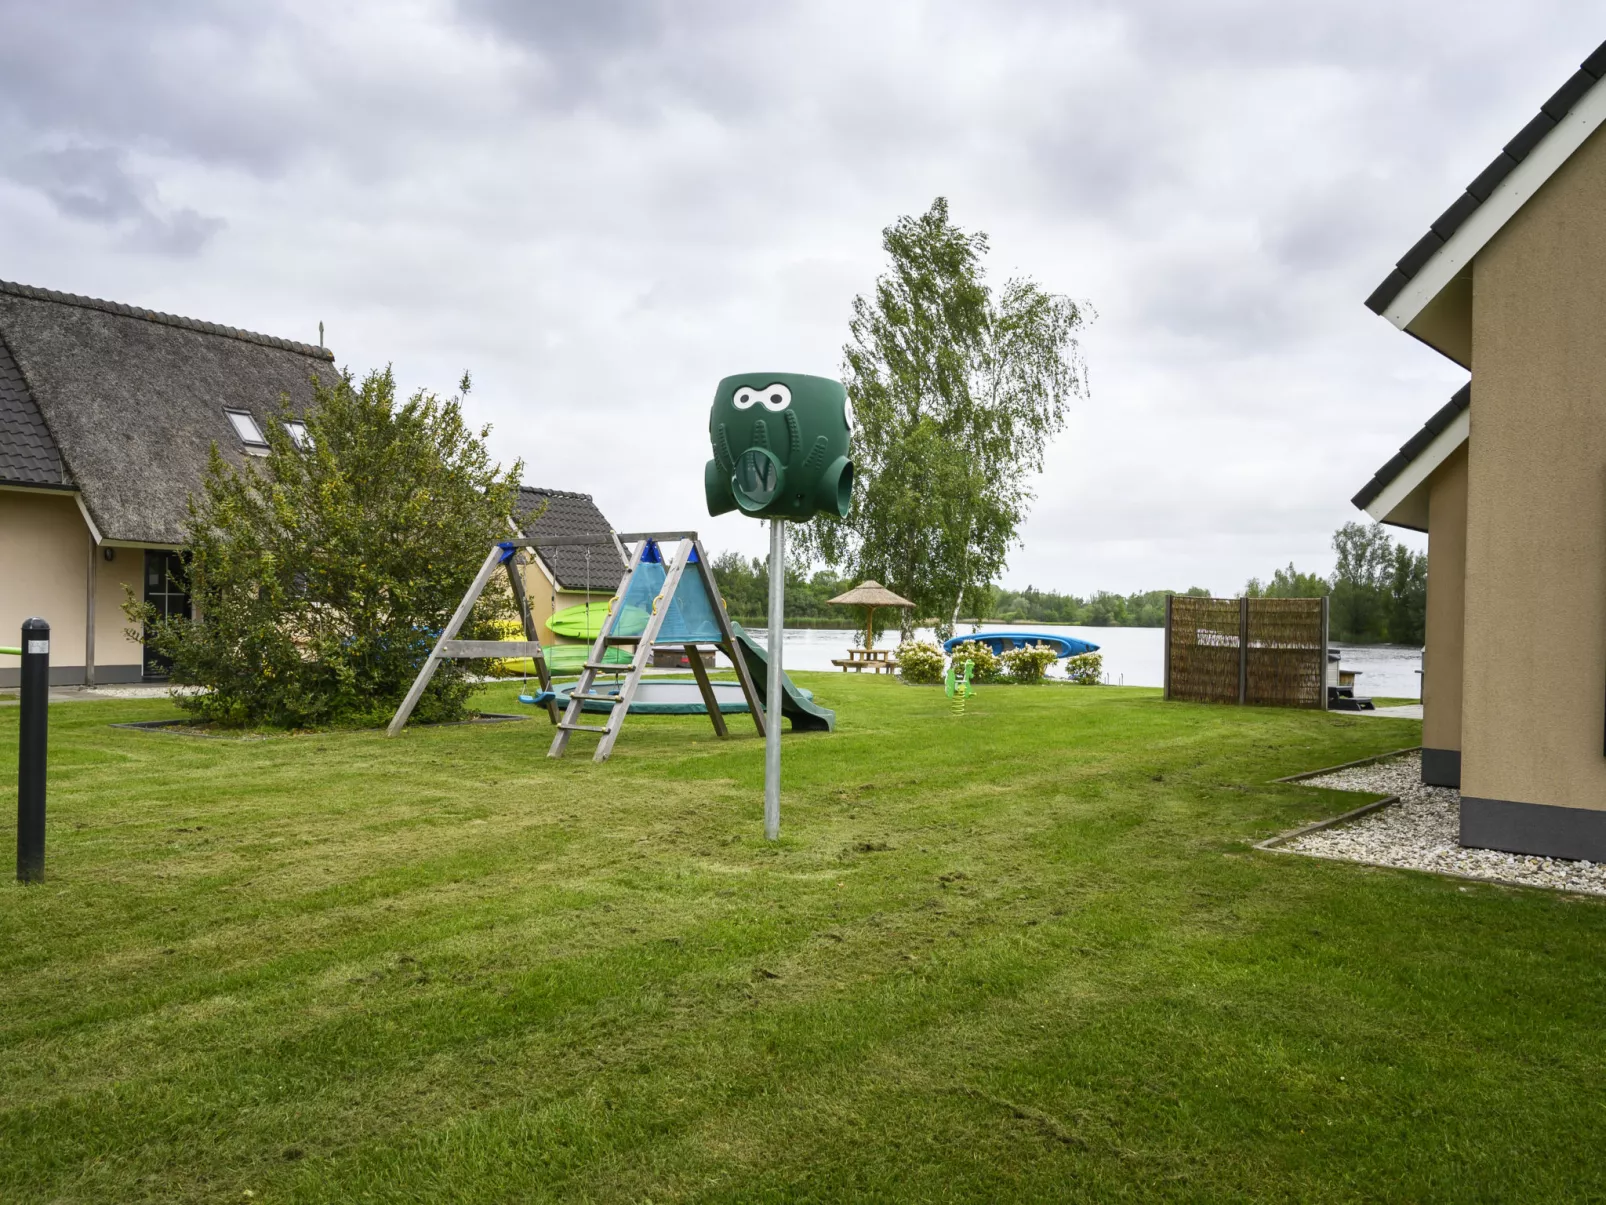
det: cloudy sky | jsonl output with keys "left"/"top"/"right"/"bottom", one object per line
{"left": 1, "top": 2, "right": 1598, "bottom": 594}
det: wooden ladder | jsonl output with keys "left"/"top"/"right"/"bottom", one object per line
{"left": 548, "top": 537, "right": 694, "bottom": 762}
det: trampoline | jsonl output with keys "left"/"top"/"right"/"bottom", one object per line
{"left": 521, "top": 677, "right": 816, "bottom": 716}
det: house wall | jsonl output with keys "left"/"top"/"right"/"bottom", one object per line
{"left": 0, "top": 490, "right": 87, "bottom": 684}
{"left": 1421, "top": 446, "right": 1467, "bottom": 786}
{"left": 1460, "top": 120, "right": 1606, "bottom": 859}
{"left": 94, "top": 545, "right": 146, "bottom": 678}
{"left": 0, "top": 489, "right": 142, "bottom": 686}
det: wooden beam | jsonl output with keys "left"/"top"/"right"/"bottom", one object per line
{"left": 387, "top": 545, "right": 506, "bottom": 736}
{"left": 437, "top": 639, "right": 546, "bottom": 658}
{"left": 686, "top": 642, "right": 728, "bottom": 738}
{"left": 694, "top": 535, "right": 765, "bottom": 738}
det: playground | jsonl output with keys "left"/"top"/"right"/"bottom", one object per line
{"left": 5, "top": 680, "right": 1606, "bottom": 1203}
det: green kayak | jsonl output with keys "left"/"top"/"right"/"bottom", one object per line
{"left": 548, "top": 599, "right": 614, "bottom": 640}
{"left": 498, "top": 644, "right": 631, "bottom": 676}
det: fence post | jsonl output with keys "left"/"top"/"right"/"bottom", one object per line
{"left": 1237, "top": 597, "right": 1248, "bottom": 706}
{"left": 1319, "top": 596, "right": 1330, "bottom": 711}
{"left": 1163, "top": 594, "right": 1172, "bottom": 700}
{"left": 17, "top": 617, "right": 48, "bottom": 883}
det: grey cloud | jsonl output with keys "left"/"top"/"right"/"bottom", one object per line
{"left": 0, "top": 1, "right": 1597, "bottom": 595}
{"left": 3, "top": 145, "right": 225, "bottom": 255}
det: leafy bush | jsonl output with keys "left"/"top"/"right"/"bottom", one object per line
{"left": 484, "top": 618, "right": 529, "bottom": 678}
{"left": 129, "top": 367, "right": 522, "bottom": 728}
{"left": 946, "top": 639, "right": 1004, "bottom": 683}
{"left": 895, "top": 640, "right": 945, "bottom": 684}
{"left": 1065, "top": 652, "right": 1104, "bottom": 685}
{"left": 1002, "top": 643, "right": 1058, "bottom": 683}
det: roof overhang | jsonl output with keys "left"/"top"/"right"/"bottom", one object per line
{"left": 1362, "top": 406, "right": 1468, "bottom": 532}
{"left": 1384, "top": 73, "right": 1606, "bottom": 365}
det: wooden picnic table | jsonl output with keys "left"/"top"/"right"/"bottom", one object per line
{"left": 832, "top": 647, "right": 896, "bottom": 674}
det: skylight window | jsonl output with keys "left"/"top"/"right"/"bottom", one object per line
{"left": 224, "top": 408, "right": 267, "bottom": 447}
{"left": 283, "top": 420, "right": 311, "bottom": 450}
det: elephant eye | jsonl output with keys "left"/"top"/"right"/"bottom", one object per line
{"left": 760, "top": 383, "right": 792, "bottom": 411}
{"left": 733, "top": 388, "right": 758, "bottom": 409}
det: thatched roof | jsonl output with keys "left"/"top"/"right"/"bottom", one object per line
{"left": 514, "top": 486, "right": 626, "bottom": 593}
{"left": 829, "top": 580, "right": 914, "bottom": 608}
{"left": 0, "top": 279, "right": 336, "bottom": 545}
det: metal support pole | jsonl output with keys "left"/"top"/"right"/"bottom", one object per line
{"left": 18, "top": 617, "right": 48, "bottom": 883}
{"left": 764, "top": 519, "right": 785, "bottom": 841}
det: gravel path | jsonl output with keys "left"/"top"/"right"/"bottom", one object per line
{"left": 1284, "top": 752, "right": 1606, "bottom": 897}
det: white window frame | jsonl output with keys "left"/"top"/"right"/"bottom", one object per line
{"left": 283, "top": 419, "right": 311, "bottom": 450}
{"left": 224, "top": 408, "right": 268, "bottom": 448}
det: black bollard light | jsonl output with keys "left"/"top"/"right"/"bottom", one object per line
{"left": 17, "top": 617, "right": 48, "bottom": 883}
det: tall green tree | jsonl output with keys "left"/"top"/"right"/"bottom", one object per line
{"left": 797, "top": 197, "right": 1091, "bottom": 639}
{"left": 1244, "top": 563, "right": 1330, "bottom": 599}
{"left": 1330, "top": 521, "right": 1396, "bottom": 642}
{"left": 130, "top": 367, "right": 521, "bottom": 728}
{"left": 1244, "top": 524, "right": 1427, "bottom": 644}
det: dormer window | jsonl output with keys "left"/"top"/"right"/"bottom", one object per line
{"left": 283, "top": 420, "right": 311, "bottom": 450}
{"left": 224, "top": 408, "right": 268, "bottom": 448}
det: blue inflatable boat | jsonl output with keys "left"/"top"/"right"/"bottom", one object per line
{"left": 941, "top": 631, "right": 1099, "bottom": 658}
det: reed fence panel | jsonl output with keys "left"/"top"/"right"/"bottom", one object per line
{"left": 1165, "top": 596, "right": 1244, "bottom": 704}
{"left": 1165, "top": 595, "right": 1326, "bottom": 709}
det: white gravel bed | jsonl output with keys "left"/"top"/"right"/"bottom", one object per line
{"left": 1284, "top": 752, "right": 1606, "bottom": 897}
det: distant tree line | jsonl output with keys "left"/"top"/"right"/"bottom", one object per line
{"left": 1243, "top": 522, "right": 1426, "bottom": 645}
{"left": 710, "top": 551, "right": 855, "bottom": 622}
{"left": 714, "top": 522, "right": 1428, "bottom": 645}
{"left": 988, "top": 585, "right": 1212, "bottom": 628}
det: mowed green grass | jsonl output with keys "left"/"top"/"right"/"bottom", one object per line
{"left": 2, "top": 678, "right": 1604, "bottom": 1203}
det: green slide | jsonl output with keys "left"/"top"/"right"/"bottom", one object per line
{"left": 729, "top": 622, "right": 835, "bottom": 733}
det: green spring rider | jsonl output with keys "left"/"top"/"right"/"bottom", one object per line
{"left": 945, "top": 658, "right": 975, "bottom": 717}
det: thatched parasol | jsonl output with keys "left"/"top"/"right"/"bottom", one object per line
{"left": 828, "top": 580, "right": 914, "bottom": 650}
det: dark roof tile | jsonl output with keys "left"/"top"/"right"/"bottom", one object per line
{"left": 1466, "top": 151, "right": 1519, "bottom": 201}
{"left": 1364, "top": 270, "right": 1411, "bottom": 315}
{"left": 1542, "top": 69, "right": 1597, "bottom": 120}
{"left": 1504, "top": 111, "right": 1558, "bottom": 163}
{"left": 0, "top": 331, "right": 69, "bottom": 488}
{"left": 1351, "top": 384, "right": 1471, "bottom": 511}
{"left": 1429, "top": 191, "right": 1481, "bottom": 240}
{"left": 1396, "top": 229, "right": 1446, "bottom": 277}
{"left": 514, "top": 486, "right": 626, "bottom": 592}
{"left": 1363, "top": 39, "right": 1606, "bottom": 315}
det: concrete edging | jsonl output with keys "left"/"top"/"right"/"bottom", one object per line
{"left": 1255, "top": 745, "right": 1421, "bottom": 849}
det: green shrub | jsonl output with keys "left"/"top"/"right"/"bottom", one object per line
{"left": 129, "top": 367, "right": 522, "bottom": 728}
{"left": 895, "top": 641, "right": 945, "bottom": 684}
{"left": 947, "top": 639, "right": 1004, "bottom": 683}
{"left": 1002, "top": 643, "right": 1058, "bottom": 683}
{"left": 1065, "top": 652, "right": 1104, "bottom": 685}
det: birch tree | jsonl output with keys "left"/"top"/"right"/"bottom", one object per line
{"left": 797, "top": 197, "right": 1090, "bottom": 639}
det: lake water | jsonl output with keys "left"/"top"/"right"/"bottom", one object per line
{"left": 735, "top": 624, "right": 1424, "bottom": 699}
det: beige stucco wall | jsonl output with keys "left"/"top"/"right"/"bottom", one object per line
{"left": 519, "top": 557, "right": 612, "bottom": 645}
{"left": 0, "top": 490, "right": 91, "bottom": 674}
{"left": 1462, "top": 120, "right": 1606, "bottom": 809}
{"left": 1422, "top": 446, "right": 1467, "bottom": 753}
{"left": 93, "top": 544, "right": 146, "bottom": 673}
{"left": 0, "top": 489, "right": 146, "bottom": 683}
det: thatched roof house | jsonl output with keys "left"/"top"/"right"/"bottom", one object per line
{"left": 0, "top": 279, "right": 337, "bottom": 686}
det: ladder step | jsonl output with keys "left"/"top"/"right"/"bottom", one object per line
{"left": 584, "top": 661, "right": 637, "bottom": 672}
{"left": 603, "top": 635, "right": 642, "bottom": 644}
{"left": 558, "top": 722, "right": 611, "bottom": 733}
{"left": 571, "top": 691, "right": 622, "bottom": 704}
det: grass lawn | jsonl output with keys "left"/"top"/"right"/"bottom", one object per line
{"left": 3, "top": 677, "right": 1604, "bottom": 1203}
